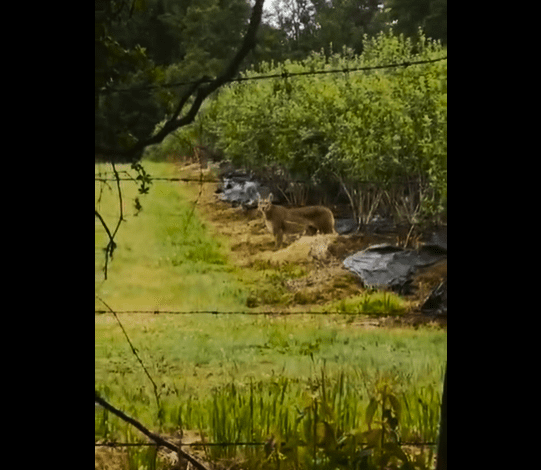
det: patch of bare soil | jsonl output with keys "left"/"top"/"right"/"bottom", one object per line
{"left": 95, "top": 446, "right": 128, "bottom": 470}
{"left": 176, "top": 162, "right": 446, "bottom": 327}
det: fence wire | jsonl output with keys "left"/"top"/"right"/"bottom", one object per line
{"left": 97, "top": 56, "right": 447, "bottom": 95}
{"left": 94, "top": 440, "right": 437, "bottom": 448}
{"left": 95, "top": 176, "right": 219, "bottom": 183}
{"left": 95, "top": 309, "right": 369, "bottom": 315}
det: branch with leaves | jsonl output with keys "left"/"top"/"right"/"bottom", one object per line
{"left": 95, "top": 161, "right": 152, "bottom": 279}
{"left": 94, "top": 163, "right": 125, "bottom": 280}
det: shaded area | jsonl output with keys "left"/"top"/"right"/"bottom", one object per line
{"left": 421, "top": 280, "right": 447, "bottom": 315}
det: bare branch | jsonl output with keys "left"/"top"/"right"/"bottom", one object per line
{"left": 169, "top": 76, "right": 210, "bottom": 123}
{"left": 95, "top": 391, "right": 211, "bottom": 470}
{"left": 94, "top": 210, "right": 114, "bottom": 242}
{"left": 94, "top": 209, "right": 116, "bottom": 280}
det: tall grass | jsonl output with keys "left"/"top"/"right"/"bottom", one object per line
{"left": 322, "top": 290, "right": 407, "bottom": 315}
{"left": 96, "top": 314, "right": 446, "bottom": 466}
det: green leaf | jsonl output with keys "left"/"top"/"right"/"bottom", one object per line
{"left": 366, "top": 397, "right": 378, "bottom": 428}
{"left": 316, "top": 421, "right": 337, "bottom": 450}
{"left": 362, "top": 429, "right": 382, "bottom": 448}
{"left": 388, "top": 394, "right": 402, "bottom": 421}
{"left": 382, "top": 442, "right": 408, "bottom": 462}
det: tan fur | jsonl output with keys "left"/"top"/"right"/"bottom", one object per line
{"left": 257, "top": 194, "right": 335, "bottom": 249}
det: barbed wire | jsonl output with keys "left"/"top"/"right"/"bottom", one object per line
{"left": 94, "top": 441, "right": 265, "bottom": 447}
{"left": 94, "top": 309, "right": 386, "bottom": 315}
{"left": 95, "top": 176, "right": 219, "bottom": 183}
{"left": 97, "top": 56, "right": 447, "bottom": 95}
{"left": 95, "top": 440, "right": 437, "bottom": 448}
{"left": 94, "top": 175, "right": 430, "bottom": 186}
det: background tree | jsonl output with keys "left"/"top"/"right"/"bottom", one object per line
{"left": 311, "top": 0, "right": 388, "bottom": 55}
{"left": 95, "top": 0, "right": 446, "bottom": 162}
{"left": 95, "top": 0, "right": 261, "bottom": 163}
{"left": 387, "top": 0, "right": 447, "bottom": 44}
{"left": 256, "top": 0, "right": 446, "bottom": 65}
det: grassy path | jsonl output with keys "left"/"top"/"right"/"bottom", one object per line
{"left": 95, "top": 162, "right": 248, "bottom": 312}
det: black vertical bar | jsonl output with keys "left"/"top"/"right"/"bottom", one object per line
{"left": 436, "top": 364, "right": 447, "bottom": 470}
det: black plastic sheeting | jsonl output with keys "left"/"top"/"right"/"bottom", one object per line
{"left": 421, "top": 280, "right": 447, "bottom": 315}
{"left": 216, "top": 173, "right": 272, "bottom": 209}
{"left": 343, "top": 242, "right": 447, "bottom": 294}
{"left": 218, "top": 172, "right": 447, "bottom": 313}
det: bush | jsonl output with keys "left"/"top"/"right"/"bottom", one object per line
{"left": 156, "top": 30, "right": 447, "bottom": 224}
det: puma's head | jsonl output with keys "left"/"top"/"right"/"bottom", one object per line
{"left": 257, "top": 193, "right": 273, "bottom": 213}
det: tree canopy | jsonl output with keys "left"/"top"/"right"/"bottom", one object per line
{"left": 95, "top": 0, "right": 261, "bottom": 162}
{"left": 95, "top": 0, "right": 446, "bottom": 162}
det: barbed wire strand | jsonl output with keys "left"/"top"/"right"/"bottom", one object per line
{"left": 95, "top": 440, "right": 437, "bottom": 448}
{"left": 95, "top": 176, "right": 219, "bottom": 183}
{"left": 98, "top": 56, "right": 447, "bottom": 95}
{"left": 95, "top": 309, "right": 389, "bottom": 315}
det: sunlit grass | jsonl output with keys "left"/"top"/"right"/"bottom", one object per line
{"left": 95, "top": 162, "right": 248, "bottom": 312}
{"left": 321, "top": 290, "right": 407, "bottom": 315}
{"left": 96, "top": 313, "right": 446, "bottom": 437}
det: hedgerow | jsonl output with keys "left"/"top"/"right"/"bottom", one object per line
{"left": 149, "top": 30, "right": 447, "bottom": 226}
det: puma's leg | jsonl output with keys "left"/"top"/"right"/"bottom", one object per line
{"left": 275, "top": 230, "right": 283, "bottom": 250}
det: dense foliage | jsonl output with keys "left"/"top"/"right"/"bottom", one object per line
{"left": 95, "top": 0, "right": 254, "bottom": 159}
{"left": 388, "top": 0, "right": 447, "bottom": 44}
{"left": 151, "top": 31, "right": 447, "bottom": 225}
{"left": 95, "top": 0, "right": 446, "bottom": 162}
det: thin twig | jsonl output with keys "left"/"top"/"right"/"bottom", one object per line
{"left": 110, "top": 162, "right": 124, "bottom": 239}
{"left": 181, "top": 160, "right": 206, "bottom": 234}
{"left": 94, "top": 210, "right": 114, "bottom": 241}
{"left": 94, "top": 209, "right": 116, "bottom": 280}
{"left": 95, "top": 163, "right": 126, "bottom": 280}
{"left": 95, "top": 295, "right": 162, "bottom": 419}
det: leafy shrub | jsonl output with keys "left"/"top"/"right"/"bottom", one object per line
{"left": 154, "top": 30, "right": 447, "bottom": 224}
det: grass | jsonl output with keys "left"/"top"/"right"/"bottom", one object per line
{"left": 96, "top": 313, "right": 446, "bottom": 464}
{"left": 95, "top": 161, "right": 447, "bottom": 469}
{"left": 321, "top": 290, "right": 407, "bottom": 315}
{"left": 95, "top": 162, "right": 248, "bottom": 312}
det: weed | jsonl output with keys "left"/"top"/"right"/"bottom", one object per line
{"left": 325, "top": 290, "right": 406, "bottom": 315}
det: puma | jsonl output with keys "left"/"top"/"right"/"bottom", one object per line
{"left": 257, "top": 194, "right": 336, "bottom": 249}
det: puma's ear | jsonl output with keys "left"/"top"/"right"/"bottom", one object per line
{"left": 269, "top": 193, "right": 274, "bottom": 202}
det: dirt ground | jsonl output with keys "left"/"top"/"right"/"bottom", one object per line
{"left": 178, "top": 162, "right": 447, "bottom": 328}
